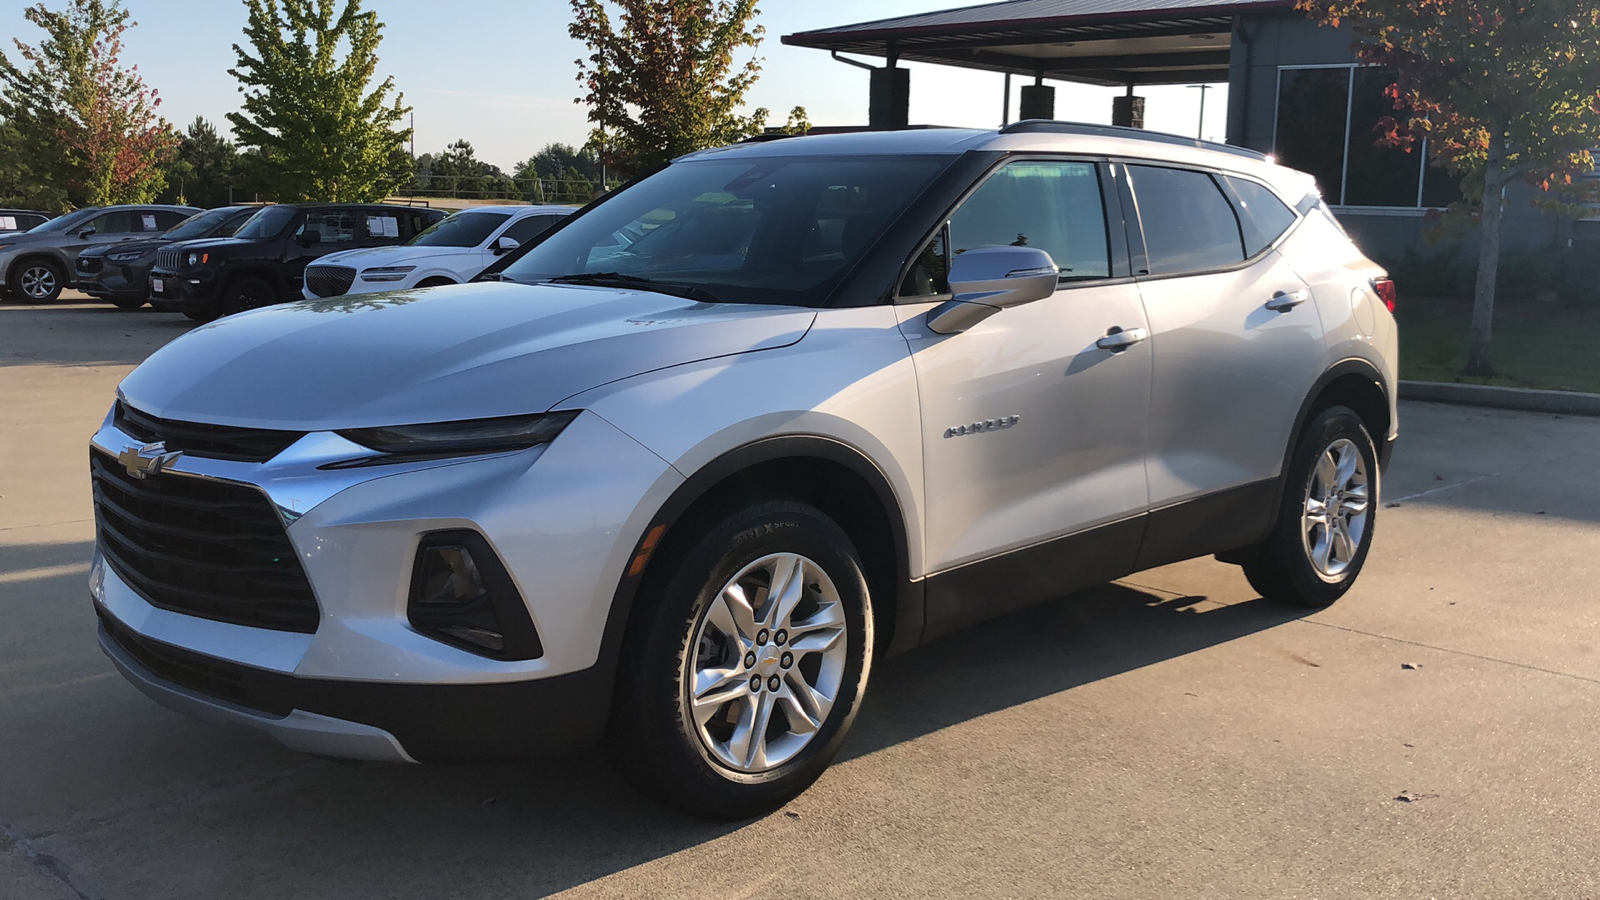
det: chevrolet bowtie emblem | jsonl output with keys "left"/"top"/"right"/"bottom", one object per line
{"left": 118, "top": 441, "right": 181, "bottom": 480}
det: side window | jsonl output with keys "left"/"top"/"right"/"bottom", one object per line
{"left": 501, "top": 214, "right": 561, "bottom": 245}
{"left": 298, "top": 211, "right": 358, "bottom": 243}
{"left": 1127, "top": 165, "right": 1245, "bottom": 275}
{"left": 1225, "top": 176, "right": 1299, "bottom": 257}
{"left": 406, "top": 211, "right": 433, "bottom": 238}
{"left": 87, "top": 211, "right": 133, "bottom": 234}
{"left": 947, "top": 161, "right": 1112, "bottom": 282}
{"left": 152, "top": 210, "right": 188, "bottom": 230}
{"left": 899, "top": 227, "right": 949, "bottom": 298}
{"left": 364, "top": 212, "right": 402, "bottom": 241}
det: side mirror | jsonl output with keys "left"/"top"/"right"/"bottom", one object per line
{"left": 77, "top": 226, "right": 96, "bottom": 239}
{"left": 492, "top": 235, "right": 520, "bottom": 255}
{"left": 298, "top": 230, "right": 322, "bottom": 245}
{"left": 927, "top": 246, "right": 1059, "bottom": 335}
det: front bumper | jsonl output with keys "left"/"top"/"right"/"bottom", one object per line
{"left": 147, "top": 266, "right": 220, "bottom": 311}
{"left": 90, "top": 407, "right": 684, "bottom": 760}
{"left": 76, "top": 262, "right": 151, "bottom": 301}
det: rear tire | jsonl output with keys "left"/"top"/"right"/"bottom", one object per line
{"left": 8, "top": 259, "right": 64, "bottom": 303}
{"left": 1242, "top": 405, "right": 1378, "bottom": 608}
{"left": 609, "top": 501, "right": 874, "bottom": 820}
{"left": 221, "top": 276, "right": 276, "bottom": 316}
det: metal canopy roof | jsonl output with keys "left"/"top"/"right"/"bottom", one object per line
{"left": 783, "top": 0, "right": 1295, "bottom": 87}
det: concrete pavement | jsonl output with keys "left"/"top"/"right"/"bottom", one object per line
{"left": 3, "top": 301, "right": 1599, "bottom": 899}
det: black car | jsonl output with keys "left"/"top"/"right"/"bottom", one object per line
{"left": 0, "top": 209, "right": 53, "bottom": 234}
{"left": 76, "top": 206, "right": 259, "bottom": 309}
{"left": 148, "top": 203, "right": 447, "bottom": 320}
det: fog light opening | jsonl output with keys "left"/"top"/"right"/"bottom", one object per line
{"left": 408, "top": 533, "right": 542, "bottom": 660}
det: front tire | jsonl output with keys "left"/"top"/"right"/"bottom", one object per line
{"left": 221, "top": 276, "right": 276, "bottom": 316}
{"left": 111, "top": 297, "right": 146, "bottom": 310}
{"left": 1242, "top": 405, "right": 1378, "bottom": 608}
{"left": 609, "top": 501, "right": 874, "bottom": 820}
{"left": 9, "top": 259, "right": 64, "bottom": 303}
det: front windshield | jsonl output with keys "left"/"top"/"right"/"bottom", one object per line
{"left": 498, "top": 155, "right": 947, "bottom": 305}
{"left": 27, "top": 207, "right": 101, "bottom": 234}
{"left": 410, "top": 210, "right": 511, "bottom": 247}
{"left": 232, "top": 205, "right": 296, "bottom": 240}
{"left": 162, "top": 207, "right": 241, "bottom": 241}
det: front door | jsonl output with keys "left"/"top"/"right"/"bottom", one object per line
{"left": 899, "top": 159, "right": 1153, "bottom": 636}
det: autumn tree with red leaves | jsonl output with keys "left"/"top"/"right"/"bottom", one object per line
{"left": 1298, "top": 0, "right": 1600, "bottom": 375}
{"left": 569, "top": 0, "right": 802, "bottom": 175}
{"left": 0, "top": 0, "right": 176, "bottom": 210}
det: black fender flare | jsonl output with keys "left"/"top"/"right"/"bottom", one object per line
{"left": 1270, "top": 357, "right": 1392, "bottom": 517}
{"left": 592, "top": 434, "right": 920, "bottom": 708}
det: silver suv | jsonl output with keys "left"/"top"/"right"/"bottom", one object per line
{"left": 90, "top": 123, "right": 1397, "bottom": 819}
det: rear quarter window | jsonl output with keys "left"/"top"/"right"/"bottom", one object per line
{"left": 1225, "top": 177, "right": 1300, "bottom": 256}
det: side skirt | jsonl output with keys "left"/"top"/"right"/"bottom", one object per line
{"left": 916, "top": 478, "right": 1279, "bottom": 645}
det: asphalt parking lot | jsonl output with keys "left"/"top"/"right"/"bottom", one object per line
{"left": 4, "top": 299, "right": 1599, "bottom": 899}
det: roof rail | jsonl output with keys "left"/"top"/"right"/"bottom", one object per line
{"left": 999, "top": 120, "right": 1268, "bottom": 162}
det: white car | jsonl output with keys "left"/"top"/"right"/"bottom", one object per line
{"left": 91, "top": 124, "right": 1398, "bottom": 820}
{"left": 301, "top": 205, "right": 576, "bottom": 299}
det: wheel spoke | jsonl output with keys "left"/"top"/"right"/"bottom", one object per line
{"left": 764, "top": 554, "right": 806, "bottom": 629}
{"left": 787, "top": 601, "right": 845, "bottom": 652}
{"left": 1331, "top": 521, "right": 1354, "bottom": 564}
{"left": 712, "top": 583, "right": 759, "bottom": 643}
{"left": 1312, "top": 528, "right": 1334, "bottom": 572}
{"left": 1334, "top": 446, "right": 1359, "bottom": 487}
{"left": 691, "top": 669, "right": 749, "bottom": 726}
{"left": 1315, "top": 452, "right": 1338, "bottom": 493}
{"left": 728, "top": 691, "right": 776, "bottom": 770}
{"left": 777, "top": 673, "right": 830, "bottom": 735}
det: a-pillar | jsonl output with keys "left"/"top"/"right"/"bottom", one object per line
{"left": 1112, "top": 85, "right": 1145, "bottom": 128}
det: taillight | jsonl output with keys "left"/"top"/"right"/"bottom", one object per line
{"left": 1371, "top": 278, "right": 1396, "bottom": 313}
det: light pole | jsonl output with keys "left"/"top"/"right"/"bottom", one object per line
{"left": 1187, "top": 84, "right": 1212, "bottom": 140}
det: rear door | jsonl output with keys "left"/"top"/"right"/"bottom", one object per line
{"left": 1123, "top": 162, "right": 1324, "bottom": 562}
{"left": 361, "top": 208, "right": 406, "bottom": 248}
{"left": 285, "top": 209, "right": 360, "bottom": 292}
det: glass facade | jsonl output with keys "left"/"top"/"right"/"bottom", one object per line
{"left": 1273, "top": 65, "right": 1462, "bottom": 209}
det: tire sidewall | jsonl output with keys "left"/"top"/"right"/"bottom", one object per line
{"left": 617, "top": 502, "right": 874, "bottom": 818}
{"left": 11, "top": 259, "right": 63, "bottom": 303}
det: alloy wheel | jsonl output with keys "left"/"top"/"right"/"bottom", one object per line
{"left": 1301, "top": 437, "right": 1370, "bottom": 581}
{"left": 684, "top": 552, "right": 849, "bottom": 774}
{"left": 19, "top": 264, "right": 57, "bottom": 300}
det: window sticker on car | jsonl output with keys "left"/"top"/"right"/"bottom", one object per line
{"left": 142, "top": 214, "right": 158, "bottom": 231}
{"left": 0, "top": 216, "right": 14, "bottom": 230}
{"left": 368, "top": 215, "right": 399, "bottom": 238}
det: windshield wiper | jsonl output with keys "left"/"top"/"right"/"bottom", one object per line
{"left": 546, "top": 272, "right": 721, "bottom": 303}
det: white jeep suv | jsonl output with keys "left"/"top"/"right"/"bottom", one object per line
{"left": 90, "top": 123, "right": 1398, "bottom": 819}
{"left": 300, "top": 205, "right": 576, "bottom": 299}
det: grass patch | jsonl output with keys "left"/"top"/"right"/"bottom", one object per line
{"left": 1397, "top": 300, "right": 1600, "bottom": 394}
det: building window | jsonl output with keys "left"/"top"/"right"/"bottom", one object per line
{"left": 1273, "top": 65, "right": 1462, "bottom": 209}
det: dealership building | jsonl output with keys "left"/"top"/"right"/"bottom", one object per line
{"left": 784, "top": 0, "right": 1576, "bottom": 258}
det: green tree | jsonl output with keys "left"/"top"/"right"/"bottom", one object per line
{"left": 164, "top": 116, "right": 243, "bottom": 208}
{"left": 1299, "top": 0, "right": 1600, "bottom": 376}
{"left": 569, "top": 0, "right": 771, "bottom": 175}
{"left": 0, "top": 0, "right": 175, "bottom": 209}
{"left": 227, "top": 0, "right": 412, "bottom": 202}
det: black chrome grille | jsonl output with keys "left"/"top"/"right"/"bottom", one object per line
{"left": 99, "top": 609, "right": 295, "bottom": 716}
{"left": 304, "top": 266, "right": 356, "bottom": 298}
{"left": 91, "top": 450, "right": 320, "bottom": 633}
{"left": 115, "top": 401, "right": 304, "bottom": 463}
{"left": 155, "top": 246, "right": 182, "bottom": 271}
{"left": 76, "top": 256, "right": 103, "bottom": 275}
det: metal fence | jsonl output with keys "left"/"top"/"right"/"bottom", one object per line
{"left": 396, "top": 175, "right": 612, "bottom": 205}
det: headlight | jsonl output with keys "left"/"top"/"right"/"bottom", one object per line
{"left": 360, "top": 265, "right": 417, "bottom": 283}
{"left": 334, "top": 411, "right": 579, "bottom": 463}
{"left": 185, "top": 252, "right": 209, "bottom": 267}
{"left": 107, "top": 250, "right": 143, "bottom": 262}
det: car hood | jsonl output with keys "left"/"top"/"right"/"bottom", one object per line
{"left": 0, "top": 232, "right": 57, "bottom": 250}
{"left": 311, "top": 245, "right": 462, "bottom": 268}
{"left": 118, "top": 281, "right": 817, "bottom": 430}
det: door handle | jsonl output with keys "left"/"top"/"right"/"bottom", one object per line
{"left": 1095, "top": 327, "right": 1148, "bottom": 352}
{"left": 1266, "top": 289, "right": 1309, "bottom": 312}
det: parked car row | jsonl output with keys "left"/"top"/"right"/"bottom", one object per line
{"left": 1, "top": 201, "right": 576, "bottom": 317}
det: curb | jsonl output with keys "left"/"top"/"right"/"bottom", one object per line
{"left": 1399, "top": 380, "right": 1600, "bottom": 416}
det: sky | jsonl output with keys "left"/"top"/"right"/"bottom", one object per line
{"left": 0, "top": 0, "right": 1228, "bottom": 172}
